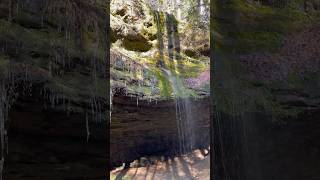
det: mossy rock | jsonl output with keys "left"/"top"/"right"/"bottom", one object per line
{"left": 122, "top": 38, "right": 152, "bottom": 52}
{"left": 184, "top": 49, "right": 199, "bottom": 58}
{"left": 0, "top": 0, "right": 107, "bottom": 120}
{"left": 212, "top": 0, "right": 313, "bottom": 54}
{"left": 184, "top": 44, "right": 210, "bottom": 58}
{"left": 141, "top": 25, "right": 157, "bottom": 41}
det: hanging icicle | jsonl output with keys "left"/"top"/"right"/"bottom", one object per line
{"left": 136, "top": 96, "right": 139, "bottom": 107}
{"left": 85, "top": 112, "right": 90, "bottom": 142}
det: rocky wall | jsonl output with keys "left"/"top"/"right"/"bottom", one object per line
{"left": 110, "top": 96, "right": 210, "bottom": 167}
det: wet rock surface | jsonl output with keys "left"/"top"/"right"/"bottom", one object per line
{"left": 110, "top": 96, "right": 210, "bottom": 168}
{"left": 3, "top": 99, "right": 106, "bottom": 179}
{"left": 4, "top": 134, "right": 106, "bottom": 180}
{"left": 239, "top": 24, "right": 320, "bottom": 82}
{"left": 0, "top": 0, "right": 108, "bottom": 179}
{"left": 214, "top": 109, "right": 320, "bottom": 180}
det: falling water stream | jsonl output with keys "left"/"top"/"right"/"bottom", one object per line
{"left": 148, "top": 0, "right": 198, "bottom": 155}
{"left": 161, "top": 68, "right": 196, "bottom": 154}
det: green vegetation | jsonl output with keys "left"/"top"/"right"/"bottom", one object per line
{"left": 212, "top": 0, "right": 320, "bottom": 118}
{"left": 212, "top": 0, "right": 313, "bottom": 54}
{"left": 110, "top": 0, "right": 210, "bottom": 101}
{"left": 0, "top": 1, "right": 107, "bottom": 120}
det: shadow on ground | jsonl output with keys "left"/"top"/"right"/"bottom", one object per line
{"left": 111, "top": 148, "right": 210, "bottom": 180}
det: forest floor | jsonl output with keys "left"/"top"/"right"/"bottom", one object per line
{"left": 110, "top": 149, "right": 210, "bottom": 180}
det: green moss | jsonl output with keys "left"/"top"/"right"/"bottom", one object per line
{"left": 122, "top": 38, "right": 152, "bottom": 52}
{"left": 141, "top": 24, "right": 157, "bottom": 41}
{"left": 213, "top": 0, "right": 311, "bottom": 54}
{"left": 212, "top": 55, "right": 280, "bottom": 117}
{"left": 53, "top": 72, "right": 107, "bottom": 97}
{"left": 0, "top": 18, "right": 105, "bottom": 62}
{"left": 234, "top": 31, "right": 282, "bottom": 53}
{"left": 288, "top": 71, "right": 320, "bottom": 96}
{"left": 0, "top": 15, "right": 106, "bottom": 107}
{"left": 155, "top": 69, "right": 172, "bottom": 97}
{"left": 212, "top": 0, "right": 320, "bottom": 119}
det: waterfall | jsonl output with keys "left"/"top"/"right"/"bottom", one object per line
{"left": 175, "top": 97, "right": 195, "bottom": 154}
{"left": 161, "top": 68, "right": 195, "bottom": 154}
{"left": 149, "top": 0, "right": 197, "bottom": 154}
{"left": 150, "top": 0, "right": 196, "bottom": 154}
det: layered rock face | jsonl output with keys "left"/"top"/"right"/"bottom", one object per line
{"left": 0, "top": 0, "right": 108, "bottom": 179}
{"left": 213, "top": 109, "right": 320, "bottom": 180}
{"left": 110, "top": 96, "right": 210, "bottom": 167}
{"left": 212, "top": 0, "right": 320, "bottom": 116}
{"left": 110, "top": 0, "right": 210, "bottom": 101}
{"left": 0, "top": 0, "right": 108, "bottom": 117}
{"left": 5, "top": 109, "right": 106, "bottom": 179}
{"left": 212, "top": 1, "right": 320, "bottom": 179}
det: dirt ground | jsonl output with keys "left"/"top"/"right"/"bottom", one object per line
{"left": 110, "top": 149, "right": 210, "bottom": 180}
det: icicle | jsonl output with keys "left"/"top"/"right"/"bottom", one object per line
{"left": 67, "top": 98, "right": 70, "bottom": 116}
{"left": 85, "top": 112, "right": 90, "bottom": 142}
{"left": 136, "top": 97, "right": 139, "bottom": 107}
{"left": 97, "top": 98, "right": 101, "bottom": 123}
{"left": 4, "top": 130, "right": 7, "bottom": 155}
